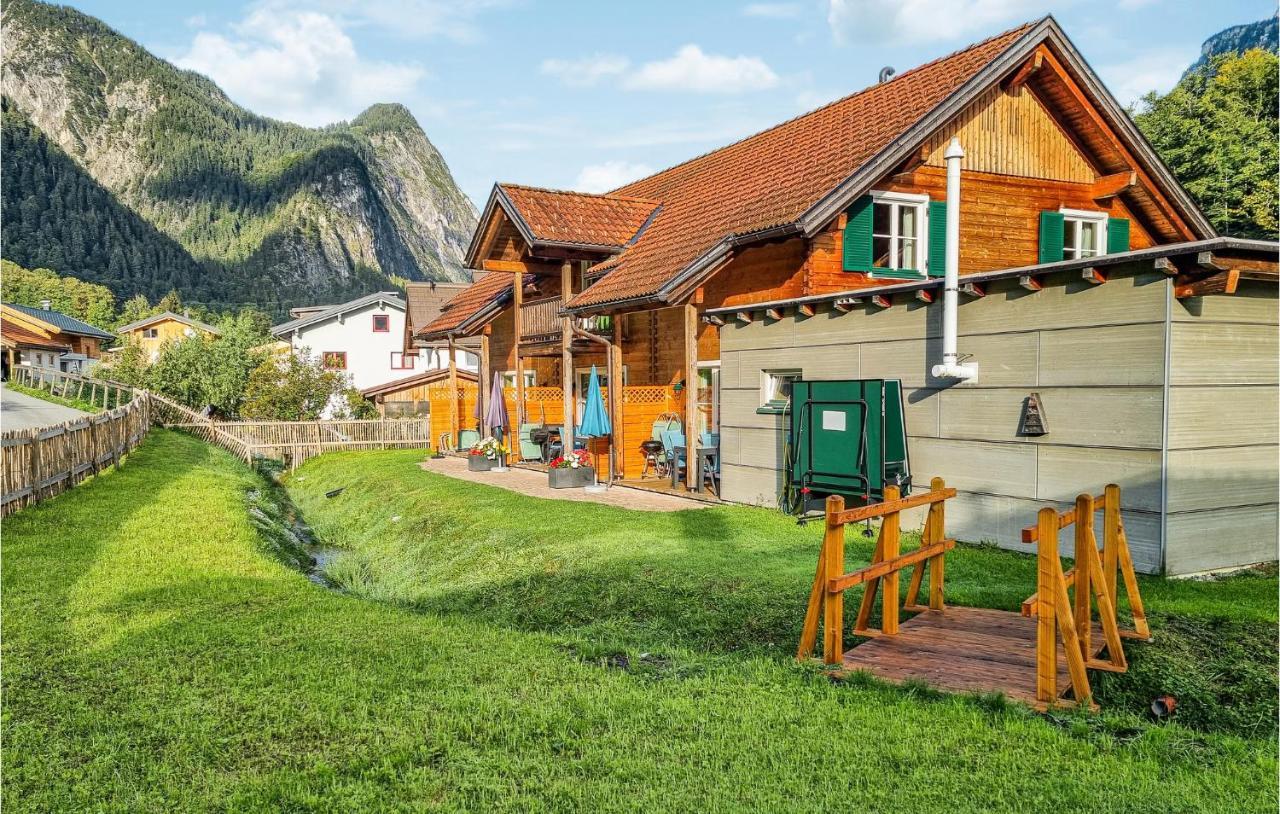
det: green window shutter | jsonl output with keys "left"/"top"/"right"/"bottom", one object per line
{"left": 842, "top": 195, "right": 873, "bottom": 272}
{"left": 1106, "top": 217, "right": 1130, "bottom": 254}
{"left": 927, "top": 200, "right": 947, "bottom": 277}
{"left": 1038, "top": 211, "right": 1065, "bottom": 264}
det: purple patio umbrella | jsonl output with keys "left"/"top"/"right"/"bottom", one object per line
{"left": 484, "top": 370, "right": 509, "bottom": 447}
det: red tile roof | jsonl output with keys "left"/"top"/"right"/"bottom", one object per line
{"left": 498, "top": 184, "right": 660, "bottom": 249}
{"left": 417, "top": 272, "right": 530, "bottom": 339}
{"left": 567, "top": 22, "right": 1035, "bottom": 308}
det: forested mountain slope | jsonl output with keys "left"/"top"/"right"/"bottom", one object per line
{"left": 1, "top": 0, "right": 477, "bottom": 315}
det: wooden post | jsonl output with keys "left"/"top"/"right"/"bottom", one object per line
{"left": 610, "top": 316, "right": 625, "bottom": 481}
{"left": 512, "top": 270, "right": 525, "bottom": 429}
{"left": 928, "top": 477, "right": 946, "bottom": 611}
{"left": 682, "top": 303, "right": 698, "bottom": 489}
{"left": 1103, "top": 483, "right": 1120, "bottom": 606}
{"left": 447, "top": 334, "right": 459, "bottom": 448}
{"left": 1073, "top": 494, "right": 1094, "bottom": 660}
{"left": 821, "top": 494, "right": 845, "bottom": 665}
{"left": 1035, "top": 507, "right": 1058, "bottom": 703}
{"left": 478, "top": 330, "right": 490, "bottom": 443}
{"left": 881, "top": 484, "right": 901, "bottom": 634}
{"left": 560, "top": 261, "right": 575, "bottom": 454}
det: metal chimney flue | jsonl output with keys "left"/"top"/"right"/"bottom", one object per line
{"left": 39, "top": 299, "right": 51, "bottom": 310}
{"left": 879, "top": 66, "right": 896, "bottom": 83}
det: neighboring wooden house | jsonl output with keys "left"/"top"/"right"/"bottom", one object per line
{"left": 417, "top": 16, "right": 1277, "bottom": 574}
{"left": 361, "top": 367, "right": 478, "bottom": 418}
{"left": 117, "top": 310, "right": 221, "bottom": 362}
{"left": 404, "top": 281, "right": 481, "bottom": 371}
{"left": 1, "top": 301, "right": 113, "bottom": 375}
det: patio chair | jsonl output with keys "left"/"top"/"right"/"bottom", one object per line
{"left": 518, "top": 423, "right": 542, "bottom": 461}
{"left": 699, "top": 432, "right": 721, "bottom": 495}
{"left": 661, "top": 430, "right": 687, "bottom": 487}
{"left": 649, "top": 415, "right": 683, "bottom": 475}
{"left": 458, "top": 429, "right": 480, "bottom": 451}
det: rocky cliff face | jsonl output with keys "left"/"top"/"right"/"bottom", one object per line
{"left": 0, "top": 0, "right": 477, "bottom": 314}
{"left": 1186, "top": 14, "right": 1279, "bottom": 77}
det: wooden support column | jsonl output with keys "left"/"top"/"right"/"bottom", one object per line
{"left": 512, "top": 271, "right": 525, "bottom": 429}
{"left": 880, "top": 484, "right": 901, "bottom": 635}
{"left": 1035, "top": 507, "right": 1059, "bottom": 703}
{"left": 1073, "top": 494, "right": 1094, "bottom": 660}
{"left": 560, "top": 261, "right": 575, "bottom": 453}
{"left": 611, "top": 316, "right": 625, "bottom": 480}
{"left": 821, "top": 495, "right": 845, "bottom": 665}
{"left": 682, "top": 303, "right": 698, "bottom": 489}
{"left": 477, "top": 329, "right": 490, "bottom": 436}
{"left": 447, "top": 334, "right": 459, "bottom": 448}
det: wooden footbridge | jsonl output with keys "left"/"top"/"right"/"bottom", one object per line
{"left": 797, "top": 480, "right": 1150, "bottom": 708}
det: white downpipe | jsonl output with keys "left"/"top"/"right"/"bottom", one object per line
{"left": 931, "top": 137, "right": 979, "bottom": 382}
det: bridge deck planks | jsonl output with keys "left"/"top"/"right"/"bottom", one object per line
{"left": 841, "top": 606, "right": 1101, "bottom": 708}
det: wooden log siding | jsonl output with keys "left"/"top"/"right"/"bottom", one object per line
{"left": 1, "top": 392, "right": 150, "bottom": 517}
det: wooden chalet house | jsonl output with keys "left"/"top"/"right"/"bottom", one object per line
{"left": 419, "top": 15, "right": 1278, "bottom": 552}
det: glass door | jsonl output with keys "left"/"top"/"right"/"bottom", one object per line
{"left": 696, "top": 362, "right": 720, "bottom": 442}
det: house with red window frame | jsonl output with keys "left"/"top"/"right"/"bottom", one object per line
{"left": 269, "top": 291, "right": 452, "bottom": 394}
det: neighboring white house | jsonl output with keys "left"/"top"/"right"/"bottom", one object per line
{"left": 270, "top": 292, "right": 478, "bottom": 396}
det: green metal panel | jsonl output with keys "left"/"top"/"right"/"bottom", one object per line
{"left": 842, "top": 195, "right": 874, "bottom": 272}
{"left": 927, "top": 200, "right": 947, "bottom": 277}
{"left": 786, "top": 379, "right": 911, "bottom": 511}
{"left": 1107, "top": 217, "right": 1130, "bottom": 254}
{"left": 1038, "top": 211, "right": 1065, "bottom": 264}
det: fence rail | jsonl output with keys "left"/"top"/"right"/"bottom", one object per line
{"left": 1, "top": 392, "right": 151, "bottom": 517}
{"left": 10, "top": 366, "right": 133, "bottom": 410}
{"left": 10, "top": 370, "right": 433, "bottom": 478}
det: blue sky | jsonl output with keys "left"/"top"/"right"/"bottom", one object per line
{"left": 70, "top": 0, "right": 1275, "bottom": 208}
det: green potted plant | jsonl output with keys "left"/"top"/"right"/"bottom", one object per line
{"left": 468, "top": 437, "right": 508, "bottom": 471}
{"left": 547, "top": 449, "right": 594, "bottom": 488}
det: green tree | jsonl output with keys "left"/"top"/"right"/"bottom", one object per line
{"left": 0, "top": 258, "right": 116, "bottom": 326}
{"left": 1135, "top": 49, "right": 1279, "bottom": 238}
{"left": 98, "top": 340, "right": 148, "bottom": 388}
{"left": 144, "top": 317, "right": 267, "bottom": 416}
{"left": 117, "top": 294, "right": 155, "bottom": 328}
{"left": 241, "top": 354, "right": 346, "bottom": 421}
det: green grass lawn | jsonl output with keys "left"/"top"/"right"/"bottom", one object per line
{"left": 4, "top": 432, "right": 1276, "bottom": 811}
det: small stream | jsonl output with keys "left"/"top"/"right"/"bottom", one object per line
{"left": 305, "top": 545, "right": 346, "bottom": 587}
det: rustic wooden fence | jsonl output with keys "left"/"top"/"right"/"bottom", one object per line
{"left": 10, "top": 370, "right": 432, "bottom": 477}
{"left": 1, "top": 392, "right": 151, "bottom": 517}
{"left": 10, "top": 366, "right": 133, "bottom": 410}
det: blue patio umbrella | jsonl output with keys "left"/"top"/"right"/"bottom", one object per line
{"left": 576, "top": 365, "right": 611, "bottom": 490}
{"left": 576, "top": 365, "right": 611, "bottom": 438}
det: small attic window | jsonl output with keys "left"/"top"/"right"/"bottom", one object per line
{"left": 372, "top": 314, "right": 390, "bottom": 332}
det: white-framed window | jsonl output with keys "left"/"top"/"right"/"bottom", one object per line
{"left": 870, "top": 190, "right": 929, "bottom": 277}
{"left": 143, "top": 328, "right": 158, "bottom": 339}
{"left": 502, "top": 370, "right": 537, "bottom": 389}
{"left": 759, "top": 369, "right": 801, "bottom": 414}
{"left": 1060, "top": 208, "right": 1108, "bottom": 260}
{"left": 696, "top": 361, "right": 720, "bottom": 436}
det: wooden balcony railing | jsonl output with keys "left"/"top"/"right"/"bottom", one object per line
{"left": 520, "top": 299, "right": 615, "bottom": 342}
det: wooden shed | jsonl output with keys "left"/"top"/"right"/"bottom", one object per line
{"left": 361, "top": 368, "right": 477, "bottom": 419}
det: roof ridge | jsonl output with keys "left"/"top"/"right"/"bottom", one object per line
{"left": 611, "top": 18, "right": 1042, "bottom": 197}
{"left": 498, "top": 182, "right": 661, "bottom": 205}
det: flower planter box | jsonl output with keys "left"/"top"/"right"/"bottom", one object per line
{"left": 548, "top": 466, "right": 595, "bottom": 489}
{"left": 468, "top": 455, "right": 496, "bottom": 472}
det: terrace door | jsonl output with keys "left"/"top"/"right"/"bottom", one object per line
{"left": 696, "top": 362, "right": 720, "bottom": 441}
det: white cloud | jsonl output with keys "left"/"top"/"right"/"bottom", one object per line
{"left": 826, "top": 0, "right": 1041, "bottom": 45}
{"left": 1098, "top": 47, "right": 1198, "bottom": 107}
{"left": 174, "top": 9, "right": 425, "bottom": 127}
{"left": 184, "top": 13, "right": 208, "bottom": 28}
{"left": 540, "top": 54, "right": 631, "bottom": 87}
{"left": 264, "top": 0, "right": 510, "bottom": 43}
{"left": 574, "top": 161, "right": 655, "bottom": 193}
{"left": 624, "top": 45, "right": 779, "bottom": 93}
{"left": 743, "top": 3, "right": 802, "bottom": 17}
